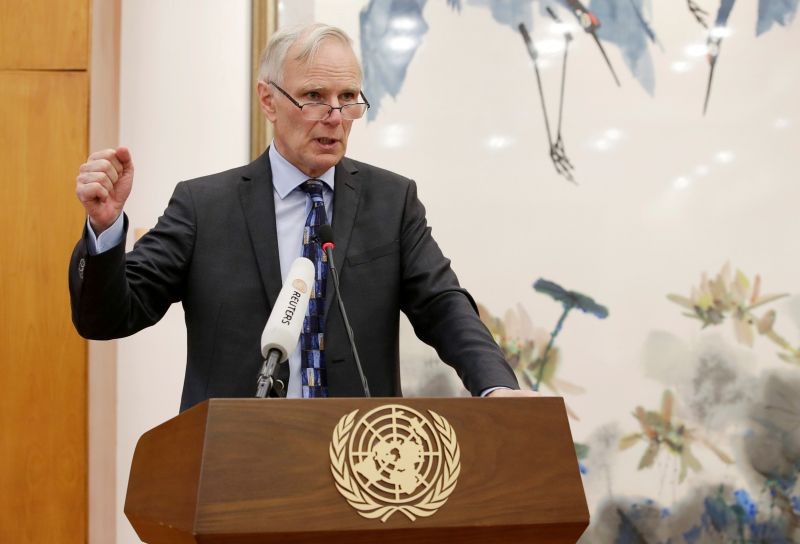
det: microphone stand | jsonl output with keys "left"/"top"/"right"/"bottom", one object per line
{"left": 323, "top": 240, "right": 371, "bottom": 397}
{"left": 255, "top": 350, "right": 282, "bottom": 398}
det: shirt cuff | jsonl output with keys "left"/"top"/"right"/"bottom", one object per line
{"left": 480, "top": 386, "right": 511, "bottom": 397}
{"left": 86, "top": 214, "right": 124, "bottom": 256}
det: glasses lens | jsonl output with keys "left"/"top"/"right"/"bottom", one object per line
{"left": 341, "top": 103, "right": 368, "bottom": 120}
{"left": 301, "top": 104, "right": 331, "bottom": 121}
{"left": 300, "top": 103, "right": 368, "bottom": 121}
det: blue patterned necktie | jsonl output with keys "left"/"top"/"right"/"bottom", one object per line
{"left": 299, "top": 179, "right": 329, "bottom": 397}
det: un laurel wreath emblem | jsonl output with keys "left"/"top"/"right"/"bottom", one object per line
{"left": 329, "top": 404, "right": 461, "bottom": 522}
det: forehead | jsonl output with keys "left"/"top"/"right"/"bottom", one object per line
{"left": 284, "top": 39, "right": 362, "bottom": 89}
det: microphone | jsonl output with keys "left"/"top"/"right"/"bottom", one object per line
{"left": 255, "top": 256, "right": 315, "bottom": 398}
{"left": 318, "top": 224, "right": 370, "bottom": 397}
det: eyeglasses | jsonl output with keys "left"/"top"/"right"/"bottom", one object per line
{"left": 269, "top": 81, "right": 371, "bottom": 121}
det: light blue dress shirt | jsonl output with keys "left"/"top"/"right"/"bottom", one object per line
{"left": 86, "top": 143, "right": 334, "bottom": 398}
{"left": 268, "top": 144, "right": 334, "bottom": 398}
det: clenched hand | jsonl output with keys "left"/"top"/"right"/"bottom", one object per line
{"left": 75, "top": 147, "right": 134, "bottom": 235}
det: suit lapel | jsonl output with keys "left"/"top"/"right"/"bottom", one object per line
{"left": 239, "top": 149, "right": 283, "bottom": 309}
{"left": 326, "top": 157, "right": 361, "bottom": 317}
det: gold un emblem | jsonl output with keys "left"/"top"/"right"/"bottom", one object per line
{"left": 329, "top": 404, "right": 461, "bottom": 522}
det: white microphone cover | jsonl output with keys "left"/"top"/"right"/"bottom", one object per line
{"left": 260, "top": 257, "right": 315, "bottom": 361}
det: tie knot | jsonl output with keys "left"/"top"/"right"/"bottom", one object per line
{"left": 301, "top": 179, "right": 325, "bottom": 198}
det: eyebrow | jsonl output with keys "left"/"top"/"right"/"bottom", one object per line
{"left": 298, "top": 83, "right": 360, "bottom": 96}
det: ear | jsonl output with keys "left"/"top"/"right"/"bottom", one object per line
{"left": 257, "top": 81, "right": 277, "bottom": 123}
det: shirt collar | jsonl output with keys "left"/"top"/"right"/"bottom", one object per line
{"left": 269, "top": 142, "right": 335, "bottom": 199}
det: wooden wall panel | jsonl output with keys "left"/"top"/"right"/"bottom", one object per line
{"left": 0, "top": 0, "right": 89, "bottom": 69}
{"left": 0, "top": 70, "right": 88, "bottom": 543}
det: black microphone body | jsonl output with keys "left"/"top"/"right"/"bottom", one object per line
{"left": 319, "top": 224, "right": 371, "bottom": 397}
{"left": 255, "top": 349, "right": 282, "bottom": 398}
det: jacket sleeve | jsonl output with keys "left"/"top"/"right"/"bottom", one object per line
{"left": 397, "top": 180, "right": 519, "bottom": 395}
{"left": 68, "top": 182, "right": 196, "bottom": 340}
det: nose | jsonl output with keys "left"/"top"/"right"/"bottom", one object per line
{"left": 322, "top": 105, "right": 344, "bottom": 125}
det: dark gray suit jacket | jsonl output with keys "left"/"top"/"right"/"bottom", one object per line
{"left": 69, "top": 150, "right": 518, "bottom": 411}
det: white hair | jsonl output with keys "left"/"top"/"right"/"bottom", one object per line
{"left": 258, "top": 23, "right": 361, "bottom": 85}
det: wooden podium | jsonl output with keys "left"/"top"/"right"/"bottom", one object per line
{"left": 125, "top": 398, "right": 589, "bottom": 543}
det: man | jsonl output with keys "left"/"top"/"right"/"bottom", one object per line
{"left": 71, "top": 23, "right": 532, "bottom": 411}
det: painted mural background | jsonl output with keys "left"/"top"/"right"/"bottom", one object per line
{"left": 282, "top": 1, "right": 799, "bottom": 541}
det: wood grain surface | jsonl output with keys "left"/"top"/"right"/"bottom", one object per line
{"left": 0, "top": 70, "right": 89, "bottom": 542}
{"left": 126, "top": 402, "right": 209, "bottom": 543}
{"left": 0, "top": 0, "right": 89, "bottom": 70}
{"left": 126, "top": 398, "right": 589, "bottom": 543}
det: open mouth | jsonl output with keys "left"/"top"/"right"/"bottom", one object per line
{"left": 315, "top": 137, "right": 338, "bottom": 146}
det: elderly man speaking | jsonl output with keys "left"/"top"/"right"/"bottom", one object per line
{"left": 70, "top": 23, "right": 533, "bottom": 411}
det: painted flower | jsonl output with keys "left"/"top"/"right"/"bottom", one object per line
{"left": 477, "top": 302, "right": 584, "bottom": 418}
{"left": 619, "top": 390, "right": 733, "bottom": 483}
{"left": 668, "top": 263, "right": 798, "bottom": 363}
{"left": 533, "top": 278, "right": 609, "bottom": 319}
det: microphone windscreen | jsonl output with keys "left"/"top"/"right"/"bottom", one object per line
{"left": 318, "top": 224, "right": 334, "bottom": 245}
{"left": 260, "top": 257, "right": 315, "bottom": 360}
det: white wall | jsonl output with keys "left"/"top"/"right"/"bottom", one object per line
{"left": 108, "top": 1, "right": 800, "bottom": 541}
{"left": 305, "top": 2, "right": 800, "bottom": 541}
{"left": 116, "top": 1, "right": 251, "bottom": 542}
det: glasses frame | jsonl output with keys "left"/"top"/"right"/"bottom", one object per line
{"left": 268, "top": 81, "right": 371, "bottom": 120}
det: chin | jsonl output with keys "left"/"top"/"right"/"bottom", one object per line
{"left": 314, "top": 156, "right": 342, "bottom": 171}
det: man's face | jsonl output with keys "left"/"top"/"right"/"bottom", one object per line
{"left": 259, "top": 40, "right": 362, "bottom": 178}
